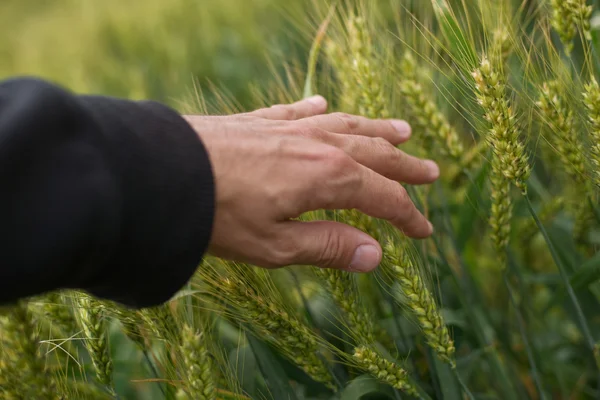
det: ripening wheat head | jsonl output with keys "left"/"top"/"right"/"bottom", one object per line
{"left": 382, "top": 242, "right": 455, "bottom": 367}
{"left": 537, "top": 80, "right": 589, "bottom": 187}
{"left": 314, "top": 267, "right": 375, "bottom": 344}
{"left": 398, "top": 52, "right": 466, "bottom": 163}
{"left": 347, "top": 14, "right": 389, "bottom": 119}
{"left": 76, "top": 295, "right": 115, "bottom": 395}
{"left": 177, "top": 323, "right": 216, "bottom": 400}
{"left": 583, "top": 78, "right": 600, "bottom": 188}
{"left": 352, "top": 346, "right": 418, "bottom": 397}
{"left": 201, "top": 261, "right": 334, "bottom": 387}
{"left": 550, "top": 0, "right": 592, "bottom": 53}
{"left": 0, "top": 302, "right": 57, "bottom": 399}
{"left": 472, "top": 55, "right": 530, "bottom": 263}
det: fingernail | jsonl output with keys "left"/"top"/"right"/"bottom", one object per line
{"left": 425, "top": 160, "right": 440, "bottom": 180}
{"left": 390, "top": 120, "right": 412, "bottom": 140}
{"left": 349, "top": 244, "right": 381, "bottom": 272}
{"left": 306, "top": 95, "right": 327, "bottom": 109}
{"left": 428, "top": 221, "right": 435, "bottom": 234}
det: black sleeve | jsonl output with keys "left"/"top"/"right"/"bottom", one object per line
{"left": 0, "top": 77, "right": 214, "bottom": 308}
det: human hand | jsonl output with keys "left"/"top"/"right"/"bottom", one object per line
{"left": 183, "top": 95, "right": 439, "bottom": 273}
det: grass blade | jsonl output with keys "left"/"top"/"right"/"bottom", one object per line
{"left": 525, "top": 195, "right": 599, "bottom": 369}
{"left": 246, "top": 333, "right": 299, "bottom": 400}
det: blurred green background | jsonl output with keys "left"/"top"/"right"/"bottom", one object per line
{"left": 0, "top": 0, "right": 314, "bottom": 110}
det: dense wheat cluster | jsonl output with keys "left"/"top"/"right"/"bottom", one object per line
{"left": 3, "top": 0, "right": 600, "bottom": 399}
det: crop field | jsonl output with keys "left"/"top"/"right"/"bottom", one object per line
{"left": 3, "top": 0, "right": 600, "bottom": 399}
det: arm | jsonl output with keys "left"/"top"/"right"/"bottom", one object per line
{"left": 0, "top": 78, "right": 214, "bottom": 308}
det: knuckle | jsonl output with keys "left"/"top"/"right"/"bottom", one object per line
{"left": 390, "top": 191, "right": 417, "bottom": 226}
{"left": 322, "top": 147, "right": 355, "bottom": 177}
{"left": 316, "top": 233, "right": 344, "bottom": 268}
{"left": 269, "top": 246, "right": 296, "bottom": 267}
{"left": 295, "top": 124, "right": 326, "bottom": 139}
{"left": 333, "top": 112, "right": 359, "bottom": 131}
{"left": 372, "top": 136, "right": 390, "bottom": 147}
{"left": 270, "top": 104, "right": 296, "bottom": 120}
{"left": 273, "top": 135, "right": 300, "bottom": 156}
{"left": 372, "top": 136, "right": 394, "bottom": 157}
{"left": 264, "top": 233, "right": 299, "bottom": 267}
{"left": 396, "top": 185, "right": 411, "bottom": 205}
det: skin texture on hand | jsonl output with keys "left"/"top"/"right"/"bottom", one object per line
{"left": 183, "top": 95, "right": 439, "bottom": 273}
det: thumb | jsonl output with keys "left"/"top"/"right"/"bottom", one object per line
{"left": 281, "top": 220, "right": 382, "bottom": 272}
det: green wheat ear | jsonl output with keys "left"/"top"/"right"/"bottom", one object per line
{"left": 314, "top": 267, "right": 375, "bottom": 344}
{"left": 352, "top": 346, "right": 418, "bottom": 397}
{"left": 41, "top": 291, "right": 78, "bottom": 336}
{"left": 382, "top": 242, "right": 456, "bottom": 368}
{"left": 583, "top": 78, "right": 600, "bottom": 189}
{"left": 326, "top": 38, "right": 359, "bottom": 113}
{"left": 177, "top": 323, "right": 217, "bottom": 400}
{"left": 473, "top": 55, "right": 530, "bottom": 264}
{"left": 347, "top": 14, "right": 389, "bottom": 119}
{"left": 201, "top": 261, "right": 335, "bottom": 388}
{"left": 0, "top": 302, "right": 57, "bottom": 399}
{"left": 550, "top": 0, "right": 592, "bottom": 54}
{"left": 398, "top": 52, "right": 466, "bottom": 163}
{"left": 537, "top": 79, "right": 595, "bottom": 246}
{"left": 473, "top": 56, "right": 530, "bottom": 193}
{"left": 537, "top": 80, "right": 589, "bottom": 187}
{"left": 76, "top": 295, "right": 115, "bottom": 396}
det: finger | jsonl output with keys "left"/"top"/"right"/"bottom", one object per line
{"left": 305, "top": 130, "right": 439, "bottom": 184}
{"left": 301, "top": 112, "right": 412, "bottom": 145}
{"left": 279, "top": 220, "right": 382, "bottom": 272}
{"left": 244, "top": 95, "right": 328, "bottom": 120}
{"left": 301, "top": 151, "right": 433, "bottom": 238}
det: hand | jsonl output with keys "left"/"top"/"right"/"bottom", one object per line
{"left": 183, "top": 95, "right": 439, "bottom": 273}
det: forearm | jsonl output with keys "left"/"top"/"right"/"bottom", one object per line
{"left": 0, "top": 77, "right": 214, "bottom": 308}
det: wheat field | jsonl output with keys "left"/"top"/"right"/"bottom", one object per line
{"left": 3, "top": 0, "right": 600, "bottom": 399}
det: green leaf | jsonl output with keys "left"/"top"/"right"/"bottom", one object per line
{"left": 334, "top": 375, "right": 396, "bottom": 400}
{"left": 456, "top": 159, "right": 490, "bottom": 251}
{"left": 228, "top": 345, "right": 257, "bottom": 396}
{"left": 247, "top": 334, "right": 299, "bottom": 400}
{"left": 431, "top": 354, "right": 462, "bottom": 400}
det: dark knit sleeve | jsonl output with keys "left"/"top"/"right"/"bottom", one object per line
{"left": 0, "top": 77, "right": 214, "bottom": 308}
